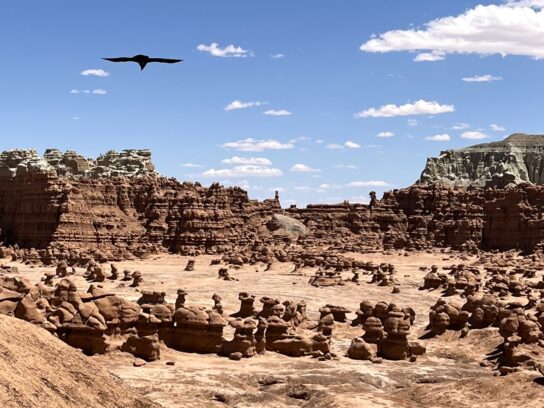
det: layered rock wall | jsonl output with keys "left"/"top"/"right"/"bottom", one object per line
{"left": 0, "top": 149, "right": 280, "bottom": 253}
{"left": 3, "top": 147, "right": 544, "bottom": 255}
{"left": 418, "top": 134, "right": 544, "bottom": 188}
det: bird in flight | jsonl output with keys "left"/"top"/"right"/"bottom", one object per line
{"left": 102, "top": 54, "right": 183, "bottom": 70}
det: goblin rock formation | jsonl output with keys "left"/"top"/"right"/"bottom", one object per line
{"left": 418, "top": 133, "right": 544, "bottom": 188}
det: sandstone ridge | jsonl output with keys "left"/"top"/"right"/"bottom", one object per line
{"left": 419, "top": 133, "right": 544, "bottom": 188}
{"left": 0, "top": 314, "right": 158, "bottom": 408}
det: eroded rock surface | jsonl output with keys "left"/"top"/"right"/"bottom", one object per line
{"left": 419, "top": 133, "right": 544, "bottom": 188}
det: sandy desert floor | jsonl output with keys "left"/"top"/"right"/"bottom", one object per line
{"left": 8, "top": 251, "right": 544, "bottom": 407}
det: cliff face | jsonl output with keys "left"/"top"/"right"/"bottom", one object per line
{"left": 3, "top": 147, "right": 544, "bottom": 256}
{"left": 0, "top": 149, "right": 280, "bottom": 254}
{"left": 418, "top": 134, "right": 544, "bottom": 188}
{"left": 286, "top": 183, "right": 544, "bottom": 253}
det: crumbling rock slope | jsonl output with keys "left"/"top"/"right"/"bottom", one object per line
{"left": 419, "top": 133, "right": 544, "bottom": 188}
{"left": 0, "top": 314, "right": 158, "bottom": 408}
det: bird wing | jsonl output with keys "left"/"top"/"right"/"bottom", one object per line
{"left": 102, "top": 57, "right": 134, "bottom": 62}
{"left": 147, "top": 58, "right": 183, "bottom": 64}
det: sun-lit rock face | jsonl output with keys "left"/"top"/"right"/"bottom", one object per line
{"left": 0, "top": 148, "right": 281, "bottom": 253}
{"left": 0, "top": 148, "right": 155, "bottom": 178}
{"left": 418, "top": 134, "right": 544, "bottom": 188}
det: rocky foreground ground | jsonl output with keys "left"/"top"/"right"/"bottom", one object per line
{"left": 2, "top": 250, "right": 543, "bottom": 407}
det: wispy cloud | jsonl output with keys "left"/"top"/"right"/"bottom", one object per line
{"left": 221, "top": 156, "right": 272, "bottom": 165}
{"left": 326, "top": 141, "right": 361, "bottom": 150}
{"left": 413, "top": 51, "right": 445, "bottom": 62}
{"left": 290, "top": 163, "right": 321, "bottom": 173}
{"left": 377, "top": 131, "right": 394, "bottom": 138}
{"left": 181, "top": 163, "right": 205, "bottom": 168}
{"left": 263, "top": 109, "right": 292, "bottom": 116}
{"left": 425, "top": 133, "right": 451, "bottom": 141}
{"left": 203, "top": 165, "right": 282, "bottom": 178}
{"left": 356, "top": 100, "right": 454, "bottom": 118}
{"left": 318, "top": 183, "right": 342, "bottom": 190}
{"left": 80, "top": 69, "right": 109, "bottom": 77}
{"left": 333, "top": 164, "right": 358, "bottom": 169}
{"left": 221, "top": 138, "right": 295, "bottom": 152}
{"left": 452, "top": 122, "right": 470, "bottom": 130}
{"left": 462, "top": 74, "right": 503, "bottom": 83}
{"left": 347, "top": 180, "right": 389, "bottom": 187}
{"left": 271, "top": 53, "right": 285, "bottom": 59}
{"left": 490, "top": 123, "right": 506, "bottom": 131}
{"left": 224, "top": 100, "right": 265, "bottom": 111}
{"left": 69, "top": 89, "right": 107, "bottom": 95}
{"left": 197, "top": 42, "right": 252, "bottom": 58}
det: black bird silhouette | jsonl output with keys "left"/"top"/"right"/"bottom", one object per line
{"left": 102, "top": 54, "right": 183, "bottom": 70}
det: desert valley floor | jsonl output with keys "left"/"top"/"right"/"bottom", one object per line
{"left": 4, "top": 251, "right": 543, "bottom": 407}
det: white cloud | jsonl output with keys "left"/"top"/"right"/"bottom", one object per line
{"left": 263, "top": 109, "right": 292, "bottom": 116}
{"left": 360, "top": 3, "right": 544, "bottom": 60}
{"left": 221, "top": 138, "right": 294, "bottom": 152}
{"left": 377, "top": 131, "right": 395, "bottom": 138}
{"left": 197, "top": 42, "right": 252, "bottom": 58}
{"left": 345, "top": 140, "right": 361, "bottom": 149}
{"left": 490, "top": 123, "right": 506, "bottom": 131}
{"left": 452, "top": 122, "right": 470, "bottom": 130}
{"left": 203, "top": 165, "right": 282, "bottom": 178}
{"left": 181, "top": 163, "right": 205, "bottom": 168}
{"left": 326, "top": 143, "right": 344, "bottom": 150}
{"left": 506, "top": 1, "right": 544, "bottom": 9}
{"left": 408, "top": 119, "right": 418, "bottom": 127}
{"left": 413, "top": 51, "right": 446, "bottom": 62}
{"left": 347, "top": 180, "right": 389, "bottom": 187}
{"left": 290, "top": 163, "right": 321, "bottom": 173}
{"left": 462, "top": 74, "right": 503, "bottom": 83}
{"left": 355, "top": 100, "right": 454, "bottom": 118}
{"left": 80, "top": 69, "right": 109, "bottom": 77}
{"left": 333, "top": 164, "right": 358, "bottom": 169}
{"left": 224, "top": 100, "right": 265, "bottom": 111}
{"left": 326, "top": 141, "right": 361, "bottom": 150}
{"left": 425, "top": 134, "right": 451, "bottom": 141}
{"left": 461, "top": 131, "right": 489, "bottom": 140}
{"left": 318, "top": 183, "right": 342, "bottom": 190}
{"left": 70, "top": 89, "right": 106, "bottom": 95}
{"left": 271, "top": 53, "right": 284, "bottom": 59}
{"left": 221, "top": 156, "right": 272, "bottom": 165}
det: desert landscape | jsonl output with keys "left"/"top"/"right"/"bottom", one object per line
{"left": 3, "top": 1, "right": 544, "bottom": 407}
{"left": 1, "top": 139, "right": 544, "bottom": 407}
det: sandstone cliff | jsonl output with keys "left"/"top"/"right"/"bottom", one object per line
{"left": 418, "top": 133, "right": 544, "bottom": 188}
{"left": 0, "top": 149, "right": 280, "bottom": 254}
{"left": 4, "top": 147, "right": 544, "bottom": 256}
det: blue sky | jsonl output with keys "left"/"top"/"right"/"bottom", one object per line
{"left": 1, "top": 0, "right": 544, "bottom": 206}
